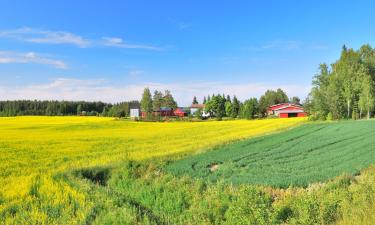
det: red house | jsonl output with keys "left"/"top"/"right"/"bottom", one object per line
{"left": 267, "top": 103, "right": 307, "bottom": 118}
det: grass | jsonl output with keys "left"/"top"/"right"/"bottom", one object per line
{"left": 168, "top": 120, "right": 375, "bottom": 187}
{"left": 0, "top": 116, "right": 304, "bottom": 224}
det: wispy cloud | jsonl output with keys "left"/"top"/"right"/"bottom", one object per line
{"left": 0, "top": 27, "right": 162, "bottom": 50}
{"left": 0, "top": 27, "right": 90, "bottom": 47}
{"left": 0, "top": 51, "right": 67, "bottom": 69}
{"left": 248, "top": 40, "right": 328, "bottom": 51}
{"left": 102, "top": 37, "right": 162, "bottom": 50}
{"left": 0, "top": 78, "right": 310, "bottom": 105}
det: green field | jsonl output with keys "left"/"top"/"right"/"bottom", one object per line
{"left": 168, "top": 120, "right": 375, "bottom": 187}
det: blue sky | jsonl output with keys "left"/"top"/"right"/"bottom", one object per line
{"left": 1, "top": 0, "right": 375, "bottom": 105}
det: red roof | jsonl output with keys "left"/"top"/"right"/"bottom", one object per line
{"left": 268, "top": 103, "right": 303, "bottom": 112}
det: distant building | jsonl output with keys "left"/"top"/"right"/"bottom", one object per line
{"left": 267, "top": 103, "right": 307, "bottom": 118}
{"left": 130, "top": 108, "right": 140, "bottom": 119}
{"left": 174, "top": 107, "right": 189, "bottom": 117}
{"left": 190, "top": 104, "right": 205, "bottom": 115}
{"left": 190, "top": 104, "right": 210, "bottom": 118}
{"left": 158, "top": 107, "right": 174, "bottom": 116}
{"left": 142, "top": 107, "right": 174, "bottom": 117}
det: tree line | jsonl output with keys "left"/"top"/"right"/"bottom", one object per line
{"left": 0, "top": 100, "right": 139, "bottom": 117}
{"left": 192, "top": 89, "right": 299, "bottom": 120}
{"left": 305, "top": 44, "right": 375, "bottom": 120}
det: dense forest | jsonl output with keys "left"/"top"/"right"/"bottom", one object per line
{"left": 305, "top": 44, "right": 375, "bottom": 120}
{"left": 0, "top": 100, "right": 139, "bottom": 117}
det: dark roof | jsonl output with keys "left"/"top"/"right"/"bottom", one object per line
{"left": 159, "top": 107, "right": 173, "bottom": 111}
{"left": 175, "top": 107, "right": 189, "bottom": 113}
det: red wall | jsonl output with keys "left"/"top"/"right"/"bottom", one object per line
{"left": 279, "top": 113, "right": 289, "bottom": 118}
{"left": 279, "top": 112, "right": 307, "bottom": 118}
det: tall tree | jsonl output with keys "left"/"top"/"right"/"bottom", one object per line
{"left": 192, "top": 96, "right": 198, "bottom": 104}
{"left": 205, "top": 95, "right": 226, "bottom": 120}
{"left": 141, "top": 88, "right": 153, "bottom": 113}
{"left": 290, "top": 96, "right": 301, "bottom": 105}
{"left": 152, "top": 90, "right": 164, "bottom": 111}
{"left": 231, "top": 96, "right": 240, "bottom": 118}
{"left": 225, "top": 101, "right": 232, "bottom": 117}
{"left": 358, "top": 71, "right": 374, "bottom": 119}
{"left": 163, "top": 90, "right": 177, "bottom": 109}
{"left": 240, "top": 98, "right": 258, "bottom": 119}
{"left": 226, "top": 95, "right": 231, "bottom": 103}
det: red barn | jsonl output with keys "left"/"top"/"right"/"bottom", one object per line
{"left": 174, "top": 108, "right": 187, "bottom": 117}
{"left": 267, "top": 103, "right": 307, "bottom": 118}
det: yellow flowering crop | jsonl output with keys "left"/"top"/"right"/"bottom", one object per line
{"left": 0, "top": 116, "right": 305, "bottom": 224}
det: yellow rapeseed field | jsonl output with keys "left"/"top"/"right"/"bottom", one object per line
{"left": 0, "top": 116, "right": 305, "bottom": 224}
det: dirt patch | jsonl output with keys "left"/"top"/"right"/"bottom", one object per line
{"left": 209, "top": 163, "right": 220, "bottom": 172}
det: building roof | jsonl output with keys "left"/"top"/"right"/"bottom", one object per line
{"left": 190, "top": 104, "right": 205, "bottom": 108}
{"left": 161, "top": 107, "right": 174, "bottom": 111}
{"left": 268, "top": 103, "right": 303, "bottom": 111}
{"left": 175, "top": 107, "right": 189, "bottom": 113}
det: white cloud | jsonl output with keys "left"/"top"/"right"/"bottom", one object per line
{"left": 0, "top": 27, "right": 162, "bottom": 50}
{"left": 102, "top": 37, "right": 162, "bottom": 50}
{"left": 0, "top": 27, "right": 90, "bottom": 47}
{"left": 0, "top": 51, "right": 67, "bottom": 69}
{"left": 0, "top": 78, "right": 310, "bottom": 105}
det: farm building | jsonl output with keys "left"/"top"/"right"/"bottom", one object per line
{"left": 174, "top": 107, "right": 190, "bottom": 117}
{"left": 141, "top": 107, "right": 174, "bottom": 117}
{"left": 190, "top": 104, "right": 205, "bottom": 114}
{"left": 267, "top": 103, "right": 307, "bottom": 118}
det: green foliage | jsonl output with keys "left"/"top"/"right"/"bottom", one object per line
{"left": 308, "top": 45, "right": 375, "bottom": 120}
{"left": 225, "top": 186, "right": 273, "bottom": 225}
{"left": 205, "top": 94, "right": 226, "bottom": 119}
{"left": 240, "top": 98, "right": 258, "bottom": 119}
{"left": 162, "top": 90, "right": 177, "bottom": 109}
{"left": 224, "top": 101, "right": 232, "bottom": 118}
{"left": 259, "top": 89, "right": 289, "bottom": 117}
{"left": 168, "top": 120, "right": 375, "bottom": 187}
{"left": 141, "top": 88, "right": 153, "bottom": 113}
{"left": 0, "top": 100, "right": 112, "bottom": 116}
{"left": 231, "top": 96, "right": 240, "bottom": 118}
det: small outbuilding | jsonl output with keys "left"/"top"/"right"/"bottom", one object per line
{"left": 130, "top": 108, "right": 140, "bottom": 119}
{"left": 267, "top": 103, "right": 307, "bottom": 118}
{"left": 174, "top": 107, "right": 189, "bottom": 117}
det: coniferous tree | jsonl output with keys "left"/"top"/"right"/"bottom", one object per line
{"left": 231, "top": 96, "right": 240, "bottom": 118}
{"left": 192, "top": 96, "right": 198, "bottom": 104}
